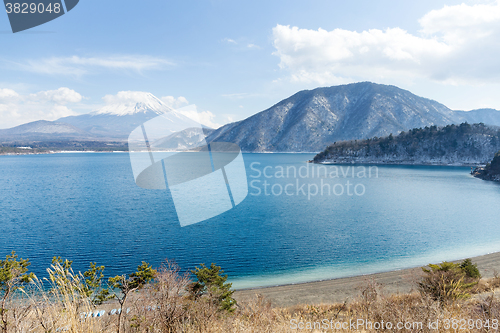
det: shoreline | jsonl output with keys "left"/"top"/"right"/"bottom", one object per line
{"left": 0, "top": 151, "right": 489, "bottom": 168}
{"left": 233, "top": 251, "right": 500, "bottom": 307}
{"left": 314, "top": 160, "right": 486, "bottom": 167}
{"left": 0, "top": 150, "right": 127, "bottom": 156}
{"left": 0, "top": 150, "right": 318, "bottom": 156}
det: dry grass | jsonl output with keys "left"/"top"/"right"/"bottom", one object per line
{"left": 2, "top": 267, "right": 500, "bottom": 332}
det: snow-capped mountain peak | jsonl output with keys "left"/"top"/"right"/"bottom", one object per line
{"left": 54, "top": 92, "right": 203, "bottom": 139}
{"left": 92, "top": 92, "right": 173, "bottom": 116}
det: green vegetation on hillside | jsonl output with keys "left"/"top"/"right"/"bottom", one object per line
{"left": 314, "top": 122, "right": 500, "bottom": 164}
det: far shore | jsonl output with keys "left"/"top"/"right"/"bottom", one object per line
{"left": 233, "top": 251, "right": 500, "bottom": 307}
{"left": 0, "top": 150, "right": 489, "bottom": 168}
{"left": 313, "top": 160, "right": 486, "bottom": 167}
{"left": 0, "top": 150, "right": 128, "bottom": 156}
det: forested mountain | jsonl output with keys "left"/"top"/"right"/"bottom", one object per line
{"left": 313, "top": 123, "right": 500, "bottom": 165}
{"left": 207, "top": 82, "right": 500, "bottom": 152}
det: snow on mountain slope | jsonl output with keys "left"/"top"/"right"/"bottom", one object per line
{"left": 92, "top": 92, "right": 172, "bottom": 116}
{"left": 206, "top": 82, "right": 461, "bottom": 152}
{"left": 58, "top": 92, "right": 200, "bottom": 139}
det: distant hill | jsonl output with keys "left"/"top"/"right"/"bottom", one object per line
{"left": 0, "top": 120, "right": 93, "bottom": 141}
{"left": 313, "top": 123, "right": 500, "bottom": 166}
{"left": 207, "top": 82, "right": 500, "bottom": 152}
{"left": 454, "top": 109, "right": 500, "bottom": 126}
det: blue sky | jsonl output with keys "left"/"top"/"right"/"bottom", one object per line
{"left": 1, "top": 0, "right": 500, "bottom": 128}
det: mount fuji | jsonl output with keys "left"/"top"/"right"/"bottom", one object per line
{"left": 58, "top": 92, "right": 200, "bottom": 139}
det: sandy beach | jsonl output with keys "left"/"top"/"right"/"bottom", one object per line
{"left": 233, "top": 251, "right": 500, "bottom": 307}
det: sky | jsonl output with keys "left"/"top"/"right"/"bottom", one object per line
{"left": 1, "top": 0, "right": 500, "bottom": 129}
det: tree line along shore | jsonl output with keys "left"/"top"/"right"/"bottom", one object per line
{"left": 314, "top": 123, "right": 500, "bottom": 168}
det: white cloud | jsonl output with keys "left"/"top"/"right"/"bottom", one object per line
{"left": 99, "top": 91, "right": 226, "bottom": 128}
{"left": 15, "top": 55, "right": 174, "bottom": 76}
{"left": 0, "top": 89, "right": 228, "bottom": 130}
{"left": 272, "top": 1, "right": 500, "bottom": 85}
{"left": 419, "top": 2, "right": 500, "bottom": 41}
{"left": 223, "top": 38, "right": 237, "bottom": 44}
{"left": 221, "top": 93, "right": 250, "bottom": 99}
{"left": 160, "top": 96, "right": 189, "bottom": 109}
{"left": 29, "top": 87, "right": 83, "bottom": 104}
{"left": 223, "top": 38, "right": 261, "bottom": 50}
{"left": 247, "top": 43, "right": 261, "bottom": 49}
{"left": 0, "top": 88, "right": 19, "bottom": 100}
{"left": 102, "top": 91, "right": 155, "bottom": 105}
{"left": 101, "top": 91, "right": 189, "bottom": 109}
{"left": 221, "top": 92, "right": 263, "bottom": 100}
{"left": 0, "top": 87, "right": 81, "bottom": 129}
{"left": 176, "top": 105, "right": 222, "bottom": 129}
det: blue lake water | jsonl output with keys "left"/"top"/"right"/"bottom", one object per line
{"left": 1, "top": 152, "right": 500, "bottom": 289}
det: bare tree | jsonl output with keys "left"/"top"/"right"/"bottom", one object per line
{"left": 150, "top": 260, "right": 191, "bottom": 332}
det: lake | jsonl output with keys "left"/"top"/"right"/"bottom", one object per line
{"left": 1, "top": 152, "right": 499, "bottom": 289}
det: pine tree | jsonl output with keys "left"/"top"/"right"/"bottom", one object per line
{"left": 190, "top": 263, "right": 236, "bottom": 312}
{"left": 0, "top": 252, "right": 34, "bottom": 333}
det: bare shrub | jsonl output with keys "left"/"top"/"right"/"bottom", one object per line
{"left": 148, "top": 260, "right": 191, "bottom": 332}
{"left": 358, "top": 278, "right": 380, "bottom": 313}
{"left": 489, "top": 270, "right": 500, "bottom": 290}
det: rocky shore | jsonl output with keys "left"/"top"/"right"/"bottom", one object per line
{"left": 472, "top": 150, "right": 500, "bottom": 182}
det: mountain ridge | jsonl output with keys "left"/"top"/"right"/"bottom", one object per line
{"left": 2, "top": 82, "right": 500, "bottom": 152}
{"left": 206, "top": 82, "right": 500, "bottom": 152}
{"left": 0, "top": 120, "right": 95, "bottom": 140}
